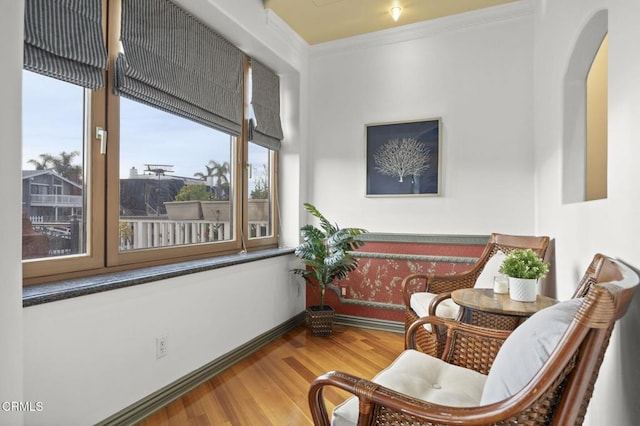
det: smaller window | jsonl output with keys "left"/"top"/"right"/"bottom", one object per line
{"left": 248, "top": 142, "right": 274, "bottom": 239}
{"left": 22, "top": 71, "right": 88, "bottom": 260}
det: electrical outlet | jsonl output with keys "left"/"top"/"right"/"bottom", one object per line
{"left": 341, "top": 287, "right": 347, "bottom": 296}
{"left": 156, "top": 335, "right": 168, "bottom": 359}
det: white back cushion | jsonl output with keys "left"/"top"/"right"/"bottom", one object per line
{"left": 480, "top": 298, "right": 582, "bottom": 405}
{"left": 475, "top": 250, "right": 507, "bottom": 289}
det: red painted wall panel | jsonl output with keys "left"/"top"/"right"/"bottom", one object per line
{"left": 305, "top": 234, "right": 489, "bottom": 323}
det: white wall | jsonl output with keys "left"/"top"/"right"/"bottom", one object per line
{"left": 0, "top": 1, "right": 25, "bottom": 425}
{"left": 306, "top": 4, "right": 536, "bottom": 235}
{"left": 23, "top": 257, "right": 303, "bottom": 425}
{"left": 533, "top": 0, "right": 640, "bottom": 424}
{"left": 1, "top": 0, "right": 308, "bottom": 425}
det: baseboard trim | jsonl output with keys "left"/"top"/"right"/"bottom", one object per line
{"left": 335, "top": 314, "right": 404, "bottom": 334}
{"left": 96, "top": 312, "right": 306, "bottom": 426}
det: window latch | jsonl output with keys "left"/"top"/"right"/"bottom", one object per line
{"left": 96, "top": 127, "right": 107, "bottom": 155}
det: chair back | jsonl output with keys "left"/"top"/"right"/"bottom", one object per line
{"left": 464, "top": 233, "right": 550, "bottom": 284}
{"left": 451, "top": 254, "right": 638, "bottom": 425}
{"left": 556, "top": 254, "right": 638, "bottom": 424}
{"left": 572, "top": 252, "right": 625, "bottom": 298}
{"left": 483, "top": 232, "right": 550, "bottom": 263}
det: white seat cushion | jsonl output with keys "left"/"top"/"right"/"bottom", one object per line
{"left": 332, "top": 349, "right": 487, "bottom": 426}
{"left": 410, "top": 291, "right": 460, "bottom": 319}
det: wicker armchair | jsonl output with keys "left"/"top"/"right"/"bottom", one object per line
{"left": 309, "top": 253, "right": 638, "bottom": 426}
{"left": 402, "top": 233, "right": 550, "bottom": 356}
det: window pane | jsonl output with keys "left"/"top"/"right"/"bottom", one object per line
{"left": 22, "top": 71, "right": 87, "bottom": 260}
{"left": 119, "top": 98, "right": 234, "bottom": 251}
{"left": 248, "top": 143, "right": 272, "bottom": 239}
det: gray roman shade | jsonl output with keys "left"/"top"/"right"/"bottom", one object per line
{"left": 24, "top": 0, "right": 108, "bottom": 89}
{"left": 249, "top": 59, "right": 284, "bottom": 151}
{"left": 114, "top": 0, "right": 244, "bottom": 136}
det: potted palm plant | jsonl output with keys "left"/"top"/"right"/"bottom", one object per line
{"left": 291, "top": 203, "right": 367, "bottom": 336}
{"left": 499, "top": 248, "right": 550, "bottom": 302}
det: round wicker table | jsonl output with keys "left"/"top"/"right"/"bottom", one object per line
{"left": 451, "top": 288, "right": 558, "bottom": 330}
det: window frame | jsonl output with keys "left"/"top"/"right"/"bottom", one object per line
{"left": 22, "top": 65, "right": 107, "bottom": 285}
{"left": 23, "top": 0, "right": 279, "bottom": 285}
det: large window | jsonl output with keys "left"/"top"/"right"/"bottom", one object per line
{"left": 22, "top": 0, "right": 281, "bottom": 284}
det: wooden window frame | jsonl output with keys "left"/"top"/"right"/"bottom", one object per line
{"left": 23, "top": 0, "right": 279, "bottom": 285}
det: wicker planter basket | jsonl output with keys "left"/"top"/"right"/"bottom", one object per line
{"left": 306, "top": 305, "right": 335, "bottom": 336}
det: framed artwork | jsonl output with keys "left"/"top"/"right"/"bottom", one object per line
{"left": 366, "top": 118, "right": 441, "bottom": 196}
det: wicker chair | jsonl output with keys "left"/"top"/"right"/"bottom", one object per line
{"left": 402, "top": 233, "right": 550, "bottom": 356}
{"left": 309, "top": 253, "right": 639, "bottom": 426}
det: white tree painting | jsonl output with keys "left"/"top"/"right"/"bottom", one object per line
{"left": 373, "top": 137, "right": 431, "bottom": 182}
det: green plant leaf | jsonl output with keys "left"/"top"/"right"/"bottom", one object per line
{"left": 499, "top": 248, "right": 550, "bottom": 279}
{"left": 292, "top": 203, "right": 368, "bottom": 308}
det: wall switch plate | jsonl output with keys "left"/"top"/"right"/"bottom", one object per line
{"left": 341, "top": 287, "right": 347, "bottom": 296}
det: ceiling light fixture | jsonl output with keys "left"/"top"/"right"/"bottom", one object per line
{"left": 390, "top": 6, "right": 402, "bottom": 22}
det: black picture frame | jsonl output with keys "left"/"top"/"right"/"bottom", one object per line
{"left": 366, "top": 118, "right": 441, "bottom": 196}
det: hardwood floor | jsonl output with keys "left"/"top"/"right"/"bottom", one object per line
{"left": 137, "top": 324, "right": 404, "bottom": 425}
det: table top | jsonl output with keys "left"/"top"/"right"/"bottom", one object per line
{"left": 451, "top": 288, "right": 558, "bottom": 317}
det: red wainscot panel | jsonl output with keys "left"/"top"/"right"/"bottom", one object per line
{"left": 305, "top": 233, "right": 490, "bottom": 324}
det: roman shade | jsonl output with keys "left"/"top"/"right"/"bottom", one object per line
{"left": 24, "top": 0, "right": 108, "bottom": 89}
{"left": 249, "top": 59, "right": 284, "bottom": 151}
{"left": 114, "top": 0, "right": 244, "bottom": 136}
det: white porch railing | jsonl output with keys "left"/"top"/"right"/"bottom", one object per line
{"left": 29, "top": 194, "right": 83, "bottom": 208}
{"left": 119, "top": 218, "right": 269, "bottom": 250}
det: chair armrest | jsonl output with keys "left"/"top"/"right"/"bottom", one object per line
{"left": 405, "top": 316, "right": 445, "bottom": 351}
{"left": 402, "top": 268, "right": 487, "bottom": 309}
{"left": 406, "top": 316, "right": 511, "bottom": 374}
{"left": 309, "top": 371, "right": 451, "bottom": 426}
{"left": 401, "top": 273, "right": 431, "bottom": 306}
{"left": 427, "top": 291, "right": 460, "bottom": 318}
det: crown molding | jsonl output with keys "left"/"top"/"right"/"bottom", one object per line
{"left": 264, "top": 8, "right": 310, "bottom": 63}
{"left": 310, "top": 0, "right": 533, "bottom": 58}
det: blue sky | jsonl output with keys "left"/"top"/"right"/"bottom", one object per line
{"left": 22, "top": 71, "right": 268, "bottom": 182}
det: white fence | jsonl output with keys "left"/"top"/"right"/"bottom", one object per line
{"left": 119, "top": 218, "right": 269, "bottom": 250}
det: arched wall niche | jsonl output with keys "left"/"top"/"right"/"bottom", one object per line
{"left": 562, "top": 9, "right": 608, "bottom": 204}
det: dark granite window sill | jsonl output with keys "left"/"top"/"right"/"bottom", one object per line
{"left": 23, "top": 247, "right": 295, "bottom": 307}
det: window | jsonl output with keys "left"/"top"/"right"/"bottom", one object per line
{"left": 22, "top": 71, "right": 93, "bottom": 264}
{"left": 248, "top": 143, "right": 275, "bottom": 240}
{"left": 22, "top": 0, "right": 282, "bottom": 284}
{"left": 117, "top": 98, "right": 236, "bottom": 251}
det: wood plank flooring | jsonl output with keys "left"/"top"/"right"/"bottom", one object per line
{"left": 137, "top": 324, "right": 404, "bottom": 425}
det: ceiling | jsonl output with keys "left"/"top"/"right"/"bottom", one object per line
{"left": 263, "top": 0, "right": 519, "bottom": 45}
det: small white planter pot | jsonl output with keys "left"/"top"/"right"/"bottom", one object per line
{"left": 508, "top": 277, "right": 539, "bottom": 302}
